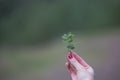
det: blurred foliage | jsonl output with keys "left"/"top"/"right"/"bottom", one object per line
{"left": 0, "top": 0, "right": 120, "bottom": 44}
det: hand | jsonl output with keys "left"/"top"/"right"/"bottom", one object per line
{"left": 65, "top": 51, "right": 94, "bottom": 80}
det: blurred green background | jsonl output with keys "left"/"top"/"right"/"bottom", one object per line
{"left": 0, "top": 0, "right": 120, "bottom": 80}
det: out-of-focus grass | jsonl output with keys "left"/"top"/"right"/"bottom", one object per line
{"left": 1, "top": 44, "right": 64, "bottom": 73}
{"left": 0, "top": 39, "right": 66, "bottom": 80}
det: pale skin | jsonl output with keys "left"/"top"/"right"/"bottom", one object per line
{"left": 65, "top": 51, "right": 94, "bottom": 80}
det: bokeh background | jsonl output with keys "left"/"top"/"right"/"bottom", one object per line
{"left": 0, "top": 0, "right": 120, "bottom": 80}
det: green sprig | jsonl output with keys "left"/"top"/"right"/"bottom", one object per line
{"left": 62, "top": 32, "right": 75, "bottom": 52}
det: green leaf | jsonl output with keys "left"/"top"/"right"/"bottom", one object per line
{"left": 62, "top": 32, "right": 75, "bottom": 52}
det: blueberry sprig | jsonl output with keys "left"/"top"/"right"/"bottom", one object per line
{"left": 62, "top": 32, "right": 75, "bottom": 52}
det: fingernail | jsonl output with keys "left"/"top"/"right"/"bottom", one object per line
{"left": 68, "top": 53, "right": 73, "bottom": 59}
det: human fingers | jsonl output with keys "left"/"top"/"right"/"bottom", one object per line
{"left": 71, "top": 51, "right": 89, "bottom": 68}
{"left": 71, "top": 51, "right": 94, "bottom": 75}
{"left": 67, "top": 53, "right": 84, "bottom": 71}
{"left": 65, "top": 62, "right": 76, "bottom": 74}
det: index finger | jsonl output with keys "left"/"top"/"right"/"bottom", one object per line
{"left": 70, "top": 51, "right": 89, "bottom": 68}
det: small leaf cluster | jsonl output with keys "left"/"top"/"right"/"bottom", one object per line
{"left": 62, "top": 32, "right": 75, "bottom": 51}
